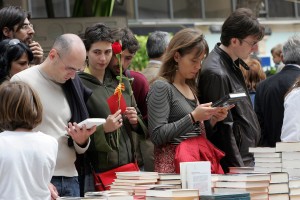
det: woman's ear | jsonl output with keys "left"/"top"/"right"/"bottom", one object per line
{"left": 174, "top": 52, "right": 180, "bottom": 62}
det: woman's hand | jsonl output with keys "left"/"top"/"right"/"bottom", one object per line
{"left": 191, "top": 102, "right": 219, "bottom": 122}
{"left": 210, "top": 105, "right": 235, "bottom": 127}
{"left": 103, "top": 109, "right": 123, "bottom": 133}
{"left": 125, "top": 107, "right": 138, "bottom": 126}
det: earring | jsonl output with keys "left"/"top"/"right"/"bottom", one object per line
{"left": 175, "top": 64, "right": 179, "bottom": 71}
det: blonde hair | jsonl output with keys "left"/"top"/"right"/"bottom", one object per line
{"left": 0, "top": 81, "right": 43, "bottom": 130}
{"left": 241, "top": 57, "right": 266, "bottom": 91}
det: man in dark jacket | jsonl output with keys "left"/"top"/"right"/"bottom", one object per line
{"left": 197, "top": 8, "right": 264, "bottom": 172}
{"left": 255, "top": 35, "right": 300, "bottom": 147}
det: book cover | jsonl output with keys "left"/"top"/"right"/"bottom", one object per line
{"left": 180, "top": 161, "right": 211, "bottom": 195}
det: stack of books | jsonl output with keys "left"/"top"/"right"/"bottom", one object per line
{"left": 249, "top": 147, "right": 282, "bottom": 173}
{"left": 289, "top": 177, "right": 300, "bottom": 200}
{"left": 276, "top": 142, "right": 300, "bottom": 177}
{"left": 212, "top": 173, "right": 270, "bottom": 199}
{"left": 157, "top": 173, "right": 181, "bottom": 188}
{"left": 268, "top": 172, "right": 289, "bottom": 200}
{"left": 110, "top": 171, "right": 159, "bottom": 196}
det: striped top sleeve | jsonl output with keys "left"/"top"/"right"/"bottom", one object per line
{"left": 147, "top": 79, "right": 201, "bottom": 146}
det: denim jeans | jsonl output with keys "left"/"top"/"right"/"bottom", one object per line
{"left": 51, "top": 176, "right": 80, "bottom": 197}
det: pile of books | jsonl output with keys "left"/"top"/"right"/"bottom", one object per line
{"left": 110, "top": 171, "right": 159, "bottom": 198}
{"left": 212, "top": 173, "right": 270, "bottom": 199}
{"left": 276, "top": 142, "right": 300, "bottom": 177}
{"left": 268, "top": 172, "right": 289, "bottom": 200}
{"left": 249, "top": 147, "right": 282, "bottom": 173}
{"left": 289, "top": 177, "right": 300, "bottom": 200}
{"left": 157, "top": 173, "right": 181, "bottom": 188}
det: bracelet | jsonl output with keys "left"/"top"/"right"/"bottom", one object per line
{"left": 190, "top": 113, "right": 196, "bottom": 124}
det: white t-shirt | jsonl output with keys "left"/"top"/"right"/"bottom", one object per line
{"left": 281, "top": 87, "right": 300, "bottom": 141}
{"left": 0, "top": 131, "right": 58, "bottom": 200}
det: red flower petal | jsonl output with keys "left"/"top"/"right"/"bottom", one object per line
{"left": 112, "top": 42, "right": 122, "bottom": 54}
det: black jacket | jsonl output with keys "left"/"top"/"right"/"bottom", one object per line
{"left": 255, "top": 65, "right": 300, "bottom": 147}
{"left": 198, "top": 43, "right": 261, "bottom": 172}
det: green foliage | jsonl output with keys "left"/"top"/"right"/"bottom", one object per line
{"left": 72, "top": 0, "right": 115, "bottom": 17}
{"left": 131, "top": 35, "right": 149, "bottom": 71}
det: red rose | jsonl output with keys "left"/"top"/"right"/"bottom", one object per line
{"left": 112, "top": 42, "right": 122, "bottom": 54}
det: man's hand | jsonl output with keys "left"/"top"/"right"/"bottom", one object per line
{"left": 48, "top": 183, "right": 59, "bottom": 200}
{"left": 65, "top": 122, "right": 96, "bottom": 146}
{"left": 29, "top": 41, "right": 44, "bottom": 64}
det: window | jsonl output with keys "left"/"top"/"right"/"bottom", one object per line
{"left": 173, "top": 0, "right": 203, "bottom": 18}
{"left": 267, "top": 0, "right": 295, "bottom": 18}
{"left": 204, "top": 0, "right": 232, "bottom": 18}
{"left": 138, "top": 0, "right": 169, "bottom": 19}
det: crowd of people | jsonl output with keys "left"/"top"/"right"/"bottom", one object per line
{"left": 1, "top": 5, "right": 300, "bottom": 200}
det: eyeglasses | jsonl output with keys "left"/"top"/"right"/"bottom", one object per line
{"left": 57, "top": 52, "right": 84, "bottom": 73}
{"left": 241, "top": 39, "right": 258, "bottom": 48}
{"left": 8, "top": 38, "right": 21, "bottom": 46}
{"left": 20, "top": 23, "right": 34, "bottom": 31}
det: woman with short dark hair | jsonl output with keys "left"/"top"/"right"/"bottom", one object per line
{"left": 0, "top": 38, "right": 33, "bottom": 84}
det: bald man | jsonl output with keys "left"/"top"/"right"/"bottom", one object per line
{"left": 11, "top": 33, "right": 96, "bottom": 198}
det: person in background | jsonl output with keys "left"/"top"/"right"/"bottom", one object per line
{"left": 109, "top": 27, "right": 152, "bottom": 171}
{"left": 281, "top": 77, "right": 300, "bottom": 142}
{"left": 11, "top": 33, "right": 96, "bottom": 198}
{"left": 0, "top": 38, "right": 33, "bottom": 84}
{"left": 0, "top": 81, "right": 58, "bottom": 200}
{"left": 0, "top": 6, "right": 43, "bottom": 64}
{"left": 271, "top": 43, "right": 284, "bottom": 72}
{"left": 142, "top": 31, "right": 170, "bottom": 84}
{"left": 79, "top": 23, "right": 146, "bottom": 191}
{"left": 148, "top": 28, "right": 229, "bottom": 173}
{"left": 255, "top": 35, "right": 300, "bottom": 147}
{"left": 240, "top": 55, "right": 266, "bottom": 108}
{"left": 197, "top": 8, "right": 264, "bottom": 172}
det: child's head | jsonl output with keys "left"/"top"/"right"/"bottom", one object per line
{"left": 0, "top": 81, "right": 43, "bottom": 131}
